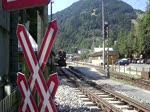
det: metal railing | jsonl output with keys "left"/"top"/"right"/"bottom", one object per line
{"left": 111, "top": 64, "right": 150, "bottom": 78}
{"left": 74, "top": 61, "right": 150, "bottom": 78}
{"left": 0, "top": 90, "right": 19, "bottom": 112}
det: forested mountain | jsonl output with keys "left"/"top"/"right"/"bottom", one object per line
{"left": 52, "top": 0, "right": 138, "bottom": 53}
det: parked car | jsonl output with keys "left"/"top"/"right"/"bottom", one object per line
{"left": 146, "top": 59, "right": 150, "bottom": 64}
{"left": 127, "top": 58, "right": 132, "bottom": 63}
{"left": 113, "top": 59, "right": 119, "bottom": 64}
{"left": 137, "top": 59, "right": 141, "bottom": 64}
{"left": 114, "top": 59, "right": 129, "bottom": 65}
{"left": 136, "top": 59, "right": 146, "bottom": 64}
{"left": 140, "top": 59, "right": 146, "bottom": 64}
{"left": 132, "top": 58, "right": 140, "bottom": 64}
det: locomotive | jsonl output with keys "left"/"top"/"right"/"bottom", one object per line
{"left": 56, "top": 49, "right": 67, "bottom": 67}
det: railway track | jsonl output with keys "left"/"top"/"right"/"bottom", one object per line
{"left": 73, "top": 62, "right": 150, "bottom": 91}
{"left": 59, "top": 67, "right": 150, "bottom": 112}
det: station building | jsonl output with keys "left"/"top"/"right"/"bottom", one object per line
{"left": 88, "top": 47, "right": 119, "bottom": 65}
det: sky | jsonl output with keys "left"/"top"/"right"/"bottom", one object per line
{"left": 48, "top": 0, "right": 79, "bottom": 14}
{"left": 122, "top": 0, "right": 147, "bottom": 11}
{"left": 48, "top": 0, "right": 147, "bottom": 14}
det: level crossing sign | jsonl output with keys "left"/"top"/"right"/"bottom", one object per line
{"left": 16, "top": 20, "right": 58, "bottom": 112}
{"left": 17, "top": 72, "right": 38, "bottom": 112}
{"left": 2, "top": 0, "right": 50, "bottom": 10}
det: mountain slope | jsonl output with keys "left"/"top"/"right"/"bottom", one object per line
{"left": 53, "top": 0, "right": 137, "bottom": 52}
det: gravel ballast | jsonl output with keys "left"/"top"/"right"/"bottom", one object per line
{"left": 54, "top": 65, "right": 150, "bottom": 111}
{"left": 54, "top": 76, "right": 91, "bottom": 112}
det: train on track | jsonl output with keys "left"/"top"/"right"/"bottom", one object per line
{"left": 55, "top": 49, "right": 67, "bottom": 67}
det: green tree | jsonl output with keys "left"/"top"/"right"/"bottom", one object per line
{"left": 138, "top": 9, "right": 150, "bottom": 54}
{"left": 146, "top": 0, "right": 150, "bottom": 10}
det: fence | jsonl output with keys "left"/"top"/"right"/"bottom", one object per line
{"left": 110, "top": 64, "right": 150, "bottom": 78}
{"left": 0, "top": 90, "right": 19, "bottom": 112}
{"left": 74, "top": 61, "right": 150, "bottom": 78}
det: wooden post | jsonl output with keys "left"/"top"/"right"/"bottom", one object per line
{"left": 37, "top": 5, "right": 48, "bottom": 104}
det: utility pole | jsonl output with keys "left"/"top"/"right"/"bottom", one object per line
{"left": 104, "top": 21, "right": 110, "bottom": 78}
{"left": 51, "top": 1, "right": 54, "bottom": 21}
{"left": 37, "top": 5, "right": 48, "bottom": 104}
{"left": 102, "top": 0, "right": 105, "bottom": 70}
{"left": 50, "top": 1, "right": 54, "bottom": 72}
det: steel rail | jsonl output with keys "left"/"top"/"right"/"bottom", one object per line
{"left": 67, "top": 66, "right": 150, "bottom": 112}
{"left": 74, "top": 62, "right": 150, "bottom": 91}
{"left": 60, "top": 67, "right": 123, "bottom": 112}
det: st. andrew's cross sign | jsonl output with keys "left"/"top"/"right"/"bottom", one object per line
{"left": 16, "top": 20, "right": 59, "bottom": 112}
{"left": 2, "top": 0, "right": 50, "bottom": 10}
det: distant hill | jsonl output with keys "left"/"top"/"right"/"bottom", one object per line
{"left": 51, "top": 0, "right": 141, "bottom": 53}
